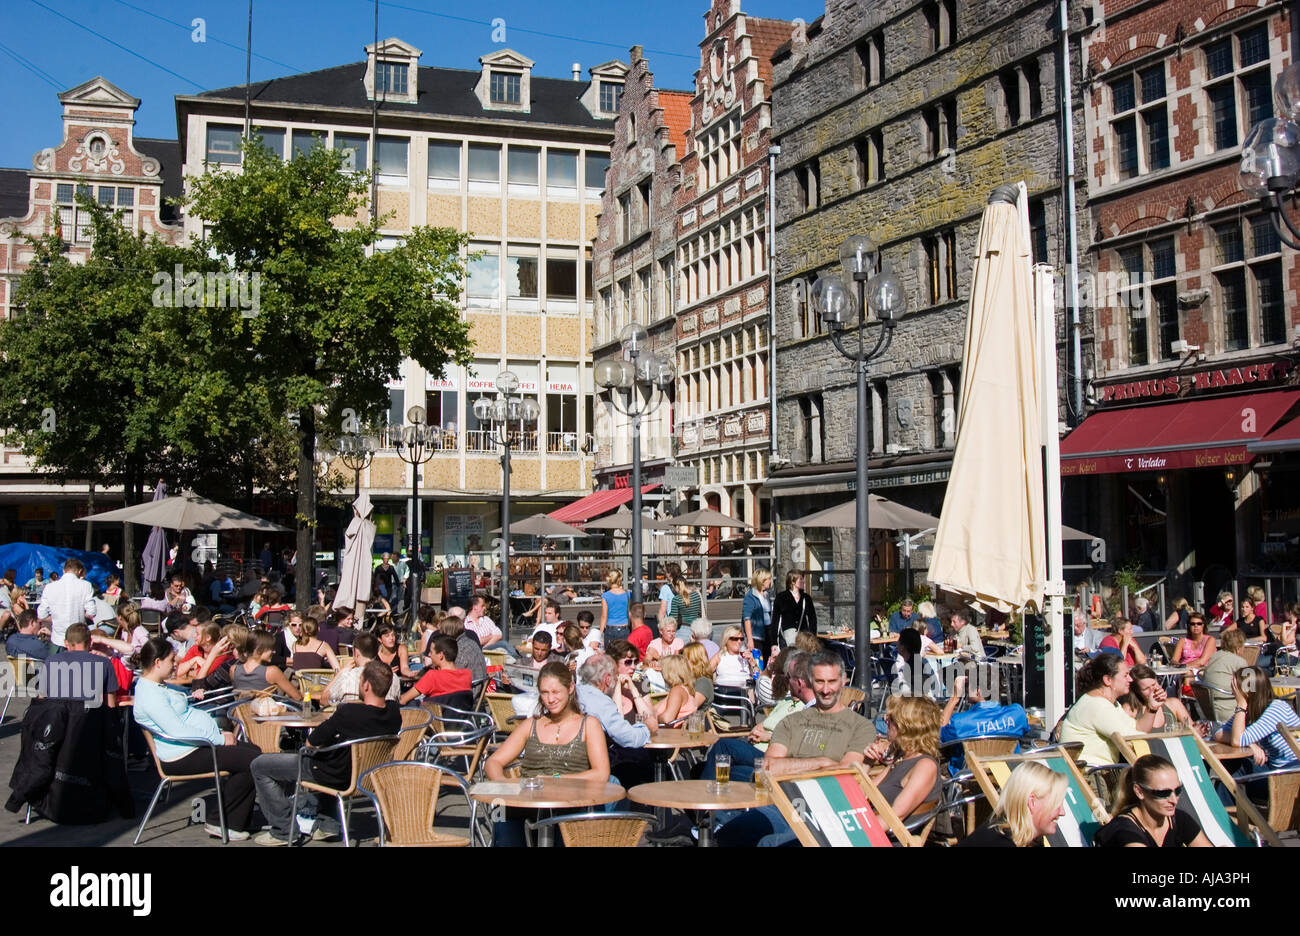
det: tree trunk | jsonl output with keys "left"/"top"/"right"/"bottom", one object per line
{"left": 122, "top": 464, "right": 140, "bottom": 596}
{"left": 295, "top": 407, "right": 316, "bottom": 613}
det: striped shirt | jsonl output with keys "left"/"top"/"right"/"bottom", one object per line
{"left": 1220, "top": 700, "right": 1300, "bottom": 768}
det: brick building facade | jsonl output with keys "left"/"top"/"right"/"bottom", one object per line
{"left": 1066, "top": 0, "right": 1300, "bottom": 599}
{"left": 769, "top": 0, "right": 1091, "bottom": 620}
{"left": 592, "top": 46, "right": 690, "bottom": 522}
{"left": 0, "top": 77, "right": 183, "bottom": 545}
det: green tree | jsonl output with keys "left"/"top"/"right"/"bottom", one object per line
{"left": 0, "top": 200, "right": 291, "bottom": 588}
{"left": 184, "top": 139, "right": 473, "bottom": 609}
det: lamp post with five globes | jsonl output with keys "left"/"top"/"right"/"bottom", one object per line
{"left": 594, "top": 323, "right": 676, "bottom": 604}
{"left": 812, "top": 235, "right": 906, "bottom": 689}
{"left": 1240, "top": 59, "right": 1300, "bottom": 253}
{"left": 472, "top": 371, "right": 541, "bottom": 636}
{"left": 336, "top": 433, "right": 377, "bottom": 498}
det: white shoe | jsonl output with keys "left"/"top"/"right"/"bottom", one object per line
{"left": 205, "top": 823, "right": 250, "bottom": 842}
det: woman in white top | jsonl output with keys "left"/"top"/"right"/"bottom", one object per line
{"left": 710, "top": 625, "right": 757, "bottom": 688}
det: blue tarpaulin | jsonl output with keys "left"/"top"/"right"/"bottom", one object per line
{"left": 0, "top": 543, "right": 119, "bottom": 593}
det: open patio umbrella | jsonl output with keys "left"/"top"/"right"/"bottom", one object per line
{"left": 1062, "top": 524, "right": 1099, "bottom": 541}
{"left": 581, "top": 507, "right": 672, "bottom": 531}
{"left": 929, "top": 183, "right": 1045, "bottom": 614}
{"left": 139, "top": 482, "right": 169, "bottom": 592}
{"left": 669, "top": 508, "right": 751, "bottom": 529}
{"left": 78, "top": 492, "right": 290, "bottom": 532}
{"left": 792, "top": 495, "right": 940, "bottom": 531}
{"left": 489, "top": 513, "right": 589, "bottom": 538}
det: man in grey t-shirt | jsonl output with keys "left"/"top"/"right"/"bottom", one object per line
{"left": 1201, "top": 628, "right": 1250, "bottom": 723}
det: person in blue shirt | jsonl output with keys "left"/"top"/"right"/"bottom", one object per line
{"left": 889, "top": 598, "right": 918, "bottom": 634}
{"left": 5, "top": 610, "right": 51, "bottom": 660}
{"left": 938, "top": 666, "right": 1028, "bottom": 775}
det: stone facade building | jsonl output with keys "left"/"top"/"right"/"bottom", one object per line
{"left": 769, "top": 0, "right": 1091, "bottom": 618}
{"left": 1065, "top": 0, "right": 1300, "bottom": 599}
{"left": 0, "top": 77, "right": 184, "bottom": 542}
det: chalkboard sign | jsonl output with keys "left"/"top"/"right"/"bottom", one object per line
{"left": 445, "top": 568, "right": 474, "bottom": 611}
{"left": 1023, "top": 613, "right": 1046, "bottom": 710}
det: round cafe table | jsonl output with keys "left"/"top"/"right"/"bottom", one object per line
{"left": 252, "top": 713, "right": 330, "bottom": 729}
{"left": 468, "top": 778, "right": 625, "bottom": 847}
{"left": 629, "top": 780, "right": 768, "bottom": 847}
{"left": 641, "top": 729, "right": 718, "bottom": 826}
{"left": 1206, "top": 741, "right": 1256, "bottom": 762}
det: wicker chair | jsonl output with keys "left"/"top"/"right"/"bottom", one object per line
{"left": 1239, "top": 644, "right": 1263, "bottom": 667}
{"left": 527, "top": 811, "right": 655, "bottom": 847}
{"left": 1, "top": 656, "right": 39, "bottom": 723}
{"left": 1190, "top": 680, "right": 1234, "bottom": 723}
{"left": 294, "top": 668, "right": 335, "bottom": 698}
{"left": 358, "top": 761, "right": 472, "bottom": 846}
{"left": 392, "top": 707, "right": 433, "bottom": 761}
{"left": 291, "top": 734, "right": 400, "bottom": 847}
{"left": 484, "top": 692, "right": 519, "bottom": 738}
{"left": 839, "top": 686, "right": 867, "bottom": 714}
{"left": 230, "top": 700, "right": 299, "bottom": 754}
{"left": 133, "top": 727, "right": 231, "bottom": 845}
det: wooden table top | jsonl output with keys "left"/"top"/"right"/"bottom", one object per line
{"left": 643, "top": 728, "right": 718, "bottom": 750}
{"left": 628, "top": 780, "right": 767, "bottom": 811}
{"left": 468, "top": 778, "right": 625, "bottom": 809}
{"left": 1206, "top": 742, "right": 1255, "bottom": 761}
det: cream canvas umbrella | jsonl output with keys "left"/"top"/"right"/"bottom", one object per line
{"left": 489, "top": 514, "right": 589, "bottom": 538}
{"left": 929, "top": 184, "right": 1045, "bottom": 614}
{"left": 669, "top": 508, "right": 750, "bottom": 529}
{"left": 78, "top": 492, "right": 290, "bottom": 532}
{"left": 333, "top": 491, "right": 376, "bottom": 614}
{"left": 792, "top": 495, "right": 939, "bottom": 531}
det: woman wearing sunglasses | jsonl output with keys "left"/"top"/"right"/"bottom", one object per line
{"left": 1094, "top": 754, "right": 1211, "bottom": 847}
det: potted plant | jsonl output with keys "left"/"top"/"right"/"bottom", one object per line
{"left": 421, "top": 568, "right": 443, "bottom": 605}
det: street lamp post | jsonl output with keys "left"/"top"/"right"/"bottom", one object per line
{"left": 336, "top": 433, "right": 377, "bottom": 498}
{"left": 1240, "top": 60, "right": 1300, "bottom": 248}
{"left": 473, "top": 370, "right": 540, "bottom": 639}
{"left": 394, "top": 406, "right": 434, "bottom": 631}
{"left": 813, "top": 235, "right": 906, "bottom": 690}
{"left": 594, "top": 323, "right": 676, "bottom": 604}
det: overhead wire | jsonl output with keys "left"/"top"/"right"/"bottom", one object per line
{"left": 0, "top": 38, "right": 64, "bottom": 88}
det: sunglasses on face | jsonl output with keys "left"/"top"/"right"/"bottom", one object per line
{"left": 728, "top": 636, "right": 742, "bottom": 642}
{"left": 1140, "top": 784, "right": 1183, "bottom": 800}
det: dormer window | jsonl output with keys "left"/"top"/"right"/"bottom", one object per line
{"left": 490, "top": 72, "right": 521, "bottom": 105}
{"left": 376, "top": 62, "right": 408, "bottom": 95}
{"left": 365, "top": 38, "right": 421, "bottom": 104}
{"left": 477, "top": 49, "right": 533, "bottom": 112}
{"left": 599, "top": 81, "right": 623, "bottom": 113}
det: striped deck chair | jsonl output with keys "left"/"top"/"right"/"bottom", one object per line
{"left": 765, "top": 764, "right": 919, "bottom": 847}
{"left": 967, "top": 747, "right": 1108, "bottom": 846}
{"left": 1111, "top": 731, "right": 1276, "bottom": 847}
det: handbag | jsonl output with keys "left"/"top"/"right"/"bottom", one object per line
{"left": 780, "top": 593, "right": 809, "bottom": 648}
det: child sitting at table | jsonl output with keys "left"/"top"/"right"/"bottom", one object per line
{"left": 400, "top": 635, "right": 471, "bottom": 706}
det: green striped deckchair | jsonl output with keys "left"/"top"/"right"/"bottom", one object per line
{"left": 1111, "top": 731, "right": 1275, "bottom": 847}
{"left": 967, "top": 747, "right": 1108, "bottom": 846}
{"left": 766, "top": 764, "right": 919, "bottom": 847}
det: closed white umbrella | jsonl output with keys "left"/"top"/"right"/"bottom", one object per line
{"left": 930, "top": 184, "right": 1045, "bottom": 614}
{"left": 139, "top": 482, "right": 169, "bottom": 591}
{"left": 333, "top": 491, "right": 376, "bottom": 614}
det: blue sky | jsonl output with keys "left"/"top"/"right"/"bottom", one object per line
{"left": 0, "top": 0, "right": 823, "bottom": 169}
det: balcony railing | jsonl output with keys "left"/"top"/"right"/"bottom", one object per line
{"left": 466, "top": 430, "right": 539, "bottom": 453}
{"left": 378, "top": 426, "right": 459, "bottom": 452}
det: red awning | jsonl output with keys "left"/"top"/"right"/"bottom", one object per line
{"left": 1250, "top": 414, "right": 1300, "bottom": 453}
{"left": 548, "top": 484, "right": 660, "bottom": 524}
{"left": 1060, "top": 390, "right": 1299, "bottom": 477}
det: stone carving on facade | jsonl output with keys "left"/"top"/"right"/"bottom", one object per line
{"left": 700, "top": 37, "right": 737, "bottom": 126}
{"left": 724, "top": 418, "right": 742, "bottom": 437}
{"left": 68, "top": 131, "right": 125, "bottom": 175}
{"left": 747, "top": 413, "right": 766, "bottom": 432}
{"left": 33, "top": 148, "right": 56, "bottom": 172}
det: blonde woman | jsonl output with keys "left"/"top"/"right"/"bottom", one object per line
{"left": 601, "top": 569, "right": 630, "bottom": 642}
{"left": 742, "top": 569, "right": 773, "bottom": 660}
{"left": 654, "top": 654, "right": 700, "bottom": 725}
{"left": 957, "top": 761, "right": 1068, "bottom": 847}
{"left": 1164, "top": 597, "right": 1190, "bottom": 631}
{"left": 1247, "top": 585, "right": 1269, "bottom": 626}
{"left": 863, "top": 695, "right": 943, "bottom": 820}
{"left": 710, "top": 624, "right": 757, "bottom": 688}
{"left": 682, "top": 641, "right": 714, "bottom": 710}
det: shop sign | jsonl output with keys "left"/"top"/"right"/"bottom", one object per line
{"left": 1099, "top": 361, "right": 1293, "bottom": 404}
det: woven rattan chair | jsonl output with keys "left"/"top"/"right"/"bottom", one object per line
{"left": 231, "top": 701, "right": 292, "bottom": 754}
{"left": 1240, "top": 644, "right": 1263, "bottom": 667}
{"left": 528, "top": 811, "right": 655, "bottom": 847}
{"left": 839, "top": 686, "right": 867, "bottom": 714}
{"left": 291, "top": 734, "right": 399, "bottom": 847}
{"left": 1, "top": 656, "right": 38, "bottom": 723}
{"left": 134, "top": 727, "right": 231, "bottom": 845}
{"left": 392, "top": 707, "right": 433, "bottom": 761}
{"left": 294, "top": 668, "right": 335, "bottom": 698}
{"left": 358, "top": 761, "right": 472, "bottom": 846}
{"left": 484, "top": 692, "right": 518, "bottom": 737}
